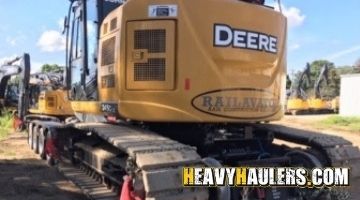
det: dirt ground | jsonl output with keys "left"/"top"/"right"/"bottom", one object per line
{"left": 277, "top": 114, "right": 360, "bottom": 147}
{"left": 0, "top": 132, "right": 86, "bottom": 200}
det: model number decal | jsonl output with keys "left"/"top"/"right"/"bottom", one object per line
{"left": 214, "top": 24, "right": 278, "bottom": 54}
{"left": 148, "top": 5, "right": 178, "bottom": 17}
{"left": 101, "top": 103, "right": 117, "bottom": 114}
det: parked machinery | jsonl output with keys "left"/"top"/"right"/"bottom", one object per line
{"left": 26, "top": 72, "right": 73, "bottom": 121}
{"left": 286, "top": 63, "right": 311, "bottom": 115}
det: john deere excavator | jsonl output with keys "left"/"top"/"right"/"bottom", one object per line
{"left": 286, "top": 63, "right": 311, "bottom": 115}
{"left": 308, "top": 64, "right": 332, "bottom": 113}
{"left": 24, "top": 0, "right": 360, "bottom": 199}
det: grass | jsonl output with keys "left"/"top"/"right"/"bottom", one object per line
{"left": 319, "top": 116, "right": 360, "bottom": 132}
{"left": 0, "top": 111, "right": 14, "bottom": 140}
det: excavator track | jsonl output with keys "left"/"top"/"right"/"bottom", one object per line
{"left": 58, "top": 162, "right": 119, "bottom": 200}
{"left": 30, "top": 120, "right": 360, "bottom": 200}
{"left": 255, "top": 123, "right": 360, "bottom": 177}
{"left": 73, "top": 123, "right": 209, "bottom": 200}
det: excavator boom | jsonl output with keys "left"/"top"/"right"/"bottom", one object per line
{"left": 0, "top": 54, "right": 31, "bottom": 119}
{"left": 314, "top": 64, "right": 329, "bottom": 99}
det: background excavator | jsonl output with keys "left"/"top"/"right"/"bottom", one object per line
{"left": 26, "top": 72, "right": 73, "bottom": 122}
{"left": 18, "top": 0, "right": 360, "bottom": 200}
{"left": 286, "top": 63, "right": 311, "bottom": 115}
{"left": 308, "top": 64, "right": 332, "bottom": 113}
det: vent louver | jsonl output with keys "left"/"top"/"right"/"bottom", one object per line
{"left": 134, "top": 29, "right": 166, "bottom": 53}
{"left": 110, "top": 18, "right": 117, "bottom": 31}
{"left": 101, "top": 37, "right": 115, "bottom": 66}
{"left": 133, "top": 29, "right": 166, "bottom": 81}
{"left": 126, "top": 21, "right": 175, "bottom": 90}
{"left": 134, "top": 58, "right": 166, "bottom": 81}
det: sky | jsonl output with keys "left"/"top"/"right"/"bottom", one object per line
{"left": 0, "top": 0, "right": 359, "bottom": 74}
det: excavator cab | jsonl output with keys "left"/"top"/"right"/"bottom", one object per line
{"left": 64, "top": 0, "right": 122, "bottom": 101}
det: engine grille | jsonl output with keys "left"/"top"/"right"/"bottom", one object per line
{"left": 134, "top": 29, "right": 166, "bottom": 53}
{"left": 101, "top": 37, "right": 115, "bottom": 66}
{"left": 46, "top": 97, "right": 55, "bottom": 108}
{"left": 134, "top": 58, "right": 165, "bottom": 81}
{"left": 110, "top": 18, "right": 117, "bottom": 31}
{"left": 126, "top": 20, "right": 174, "bottom": 90}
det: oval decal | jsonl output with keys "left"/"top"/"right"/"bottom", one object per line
{"left": 191, "top": 88, "right": 281, "bottom": 119}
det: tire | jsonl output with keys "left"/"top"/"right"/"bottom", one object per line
{"left": 28, "top": 123, "right": 33, "bottom": 148}
{"left": 38, "top": 128, "right": 46, "bottom": 160}
{"left": 330, "top": 188, "right": 350, "bottom": 200}
{"left": 46, "top": 154, "right": 55, "bottom": 166}
{"left": 15, "top": 124, "right": 24, "bottom": 132}
{"left": 32, "top": 126, "right": 39, "bottom": 154}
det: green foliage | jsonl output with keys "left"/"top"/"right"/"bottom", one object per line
{"left": 290, "top": 60, "right": 359, "bottom": 99}
{"left": 41, "top": 64, "right": 63, "bottom": 73}
{"left": 0, "top": 111, "right": 13, "bottom": 140}
{"left": 320, "top": 116, "right": 360, "bottom": 132}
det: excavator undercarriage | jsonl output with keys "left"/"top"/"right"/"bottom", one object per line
{"left": 27, "top": 119, "right": 360, "bottom": 200}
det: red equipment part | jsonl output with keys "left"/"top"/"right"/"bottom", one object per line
{"left": 12, "top": 114, "right": 23, "bottom": 131}
{"left": 119, "top": 176, "right": 143, "bottom": 200}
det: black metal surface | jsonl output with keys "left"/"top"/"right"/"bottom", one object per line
{"left": 237, "top": 156, "right": 290, "bottom": 166}
{"left": 314, "top": 64, "right": 329, "bottom": 99}
{"left": 17, "top": 53, "right": 31, "bottom": 120}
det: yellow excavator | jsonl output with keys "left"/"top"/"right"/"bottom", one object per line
{"left": 286, "top": 63, "right": 311, "bottom": 115}
{"left": 26, "top": 72, "right": 73, "bottom": 121}
{"left": 308, "top": 64, "right": 332, "bottom": 113}
{"left": 23, "top": 0, "right": 360, "bottom": 199}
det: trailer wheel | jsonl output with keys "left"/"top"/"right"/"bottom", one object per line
{"left": 28, "top": 123, "right": 33, "bottom": 149}
{"left": 32, "top": 126, "right": 39, "bottom": 154}
{"left": 46, "top": 154, "right": 55, "bottom": 166}
{"left": 38, "top": 128, "right": 46, "bottom": 160}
